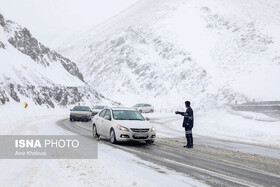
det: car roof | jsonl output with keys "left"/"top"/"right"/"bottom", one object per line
{"left": 74, "top": 106, "right": 90, "bottom": 108}
{"left": 110, "top": 107, "right": 136, "bottom": 111}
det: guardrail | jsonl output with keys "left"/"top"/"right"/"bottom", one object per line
{"left": 231, "top": 104, "right": 280, "bottom": 112}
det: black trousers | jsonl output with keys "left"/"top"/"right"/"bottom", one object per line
{"left": 185, "top": 128, "right": 193, "bottom": 146}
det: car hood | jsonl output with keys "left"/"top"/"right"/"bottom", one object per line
{"left": 71, "top": 111, "right": 91, "bottom": 115}
{"left": 114, "top": 120, "right": 153, "bottom": 129}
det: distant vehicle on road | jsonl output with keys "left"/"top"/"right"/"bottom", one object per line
{"left": 92, "top": 107, "right": 156, "bottom": 144}
{"left": 91, "top": 105, "right": 108, "bottom": 116}
{"left": 133, "top": 103, "right": 154, "bottom": 113}
{"left": 70, "top": 106, "right": 92, "bottom": 122}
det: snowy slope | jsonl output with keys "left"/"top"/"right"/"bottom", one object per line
{"left": 0, "top": 13, "right": 110, "bottom": 107}
{"left": 61, "top": 0, "right": 280, "bottom": 109}
{"left": 0, "top": 0, "right": 140, "bottom": 48}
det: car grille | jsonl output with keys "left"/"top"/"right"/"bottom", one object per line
{"left": 130, "top": 128, "right": 150, "bottom": 133}
{"left": 76, "top": 114, "right": 86, "bottom": 117}
{"left": 72, "top": 114, "right": 88, "bottom": 117}
{"left": 133, "top": 135, "right": 149, "bottom": 139}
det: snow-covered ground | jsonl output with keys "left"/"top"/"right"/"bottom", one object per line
{"left": 1, "top": 100, "right": 279, "bottom": 186}
{"left": 0, "top": 106, "right": 207, "bottom": 187}
{"left": 0, "top": 144, "right": 206, "bottom": 186}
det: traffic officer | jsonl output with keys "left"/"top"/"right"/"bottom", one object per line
{"left": 175, "top": 101, "right": 194, "bottom": 148}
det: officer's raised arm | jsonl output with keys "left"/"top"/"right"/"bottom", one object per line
{"left": 175, "top": 111, "right": 184, "bottom": 115}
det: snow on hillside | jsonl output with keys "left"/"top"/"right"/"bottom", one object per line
{"left": 0, "top": 0, "right": 140, "bottom": 48}
{"left": 0, "top": 13, "right": 111, "bottom": 108}
{"left": 61, "top": 0, "right": 280, "bottom": 110}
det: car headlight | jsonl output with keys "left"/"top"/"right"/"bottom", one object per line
{"left": 117, "top": 125, "right": 129, "bottom": 131}
{"left": 151, "top": 126, "right": 156, "bottom": 132}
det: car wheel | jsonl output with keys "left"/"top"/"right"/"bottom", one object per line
{"left": 110, "top": 129, "right": 117, "bottom": 144}
{"left": 92, "top": 125, "right": 100, "bottom": 138}
{"left": 150, "top": 109, "right": 154, "bottom": 113}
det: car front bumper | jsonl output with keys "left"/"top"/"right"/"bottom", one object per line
{"left": 70, "top": 115, "right": 91, "bottom": 121}
{"left": 115, "top": 130, "right": 156, "bottom": 142}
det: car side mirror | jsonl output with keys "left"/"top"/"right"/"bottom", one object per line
{"left": 70, "top": 109, "right": 72, "bottom": 111}
{"left": 104, "top": 116, "right": 111, "bottom": 120}
{"left": 145, "top": 117, "right": 150, "bottom": 121}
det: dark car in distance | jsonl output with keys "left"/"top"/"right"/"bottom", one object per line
{"left": 70, "top": 106, "right": 92, "bottom": 122}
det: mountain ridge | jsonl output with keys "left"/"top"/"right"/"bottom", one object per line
{"left": 0, "top": 13, "right": 114, "bottom": 107}
{"left": 61, "top": 0, "right": 280, "bottom": 109}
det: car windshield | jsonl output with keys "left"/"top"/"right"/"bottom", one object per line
{"left": 133, "top": 104, "right": 143, "bottom": 107}
{"left": 73, "top": 106, "right": 90, "bottom": 111}
{"left": 112, "top": 110, "right": 145, "bottom": 121}
{"left": 93, "top": 106, "right": 104, "bottom": 109}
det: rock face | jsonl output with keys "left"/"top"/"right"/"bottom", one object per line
{"left": 1, "top": 13, "right": 83, "bottom": 81}
{"left": 1, "top": 84, "right": 103, "bottom": 107}
{"left": 63, "top": 24, "right": 241, "bottom": 109}
{"left": 0, "top": 13, "right": 111, "bottom": 107}
{"left": 0, "top": 41, "right": 5, "bottom": 49}
{"left": 70, "top": 26, "right": 214, "bottom": 102}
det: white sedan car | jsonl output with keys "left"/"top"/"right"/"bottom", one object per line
{"left": 92, "top": 107, "right": 156, "bottom": 144}
{"left": 133, "top": 103, "right": 154, "bottom": 113}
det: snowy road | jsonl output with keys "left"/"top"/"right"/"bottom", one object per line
{"left": 57, "top": 118, "right": 280, "bottom": 187}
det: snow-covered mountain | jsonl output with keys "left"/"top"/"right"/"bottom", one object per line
{"left": 61, "top": 0, "right": 280, "bottom": 109}
{"left": 0, "top": 13, "right": 110, "bottom": 108}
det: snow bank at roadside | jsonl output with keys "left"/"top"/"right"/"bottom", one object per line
{"left": 196, "top": 109, "right": 280, "bottom": 147}
{"left": 0, "top": 102, "right": 69, "bottom": 135}
{"left": 145, "top": 109, "right": 280, "bottom": 147}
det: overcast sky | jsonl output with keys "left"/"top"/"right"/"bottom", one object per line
{"left": 0, "top": 0, "right": 139, "bottom": 48}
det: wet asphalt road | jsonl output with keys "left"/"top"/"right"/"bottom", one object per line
{"left": 57, "top": 119, "right": 280, "bottom": 187}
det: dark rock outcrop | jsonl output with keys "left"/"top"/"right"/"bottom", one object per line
{"left": 0, "top": 13, "right": 114, "bottom": 107}
{"left": 1, "top": 13, "right": 84, "bottom": 82}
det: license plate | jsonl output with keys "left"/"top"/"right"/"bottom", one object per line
{"left": 134, "top": 133, "right": 147, "bottom": 138}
